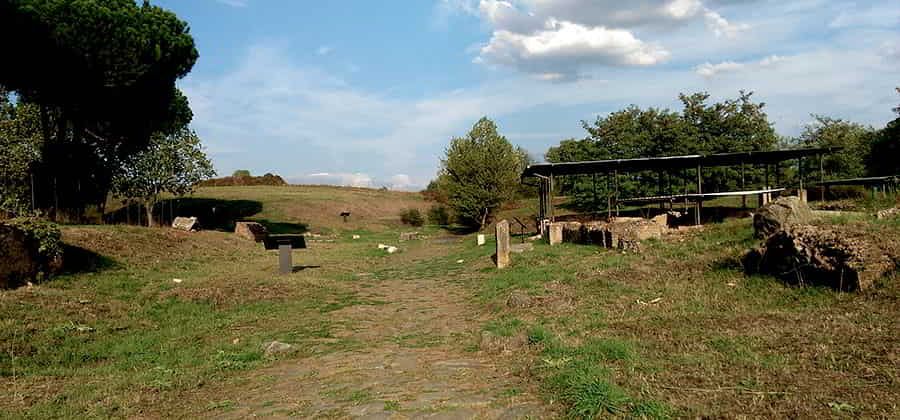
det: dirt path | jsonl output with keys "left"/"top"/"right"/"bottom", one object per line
{"left": 206, "top": 244, "right": 548, "bottom": 419}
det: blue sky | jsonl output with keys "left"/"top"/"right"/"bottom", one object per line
{"left": 154, "top": 0, "right": 900, "bottom": 190}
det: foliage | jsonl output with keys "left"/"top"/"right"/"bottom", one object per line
{"left": 799, "top": 115, "right": 875, "bottom": 180}
{"left": 441, "top": 117, "right": 528, "bottom": 229}
{"left": 232, "top": 169, "right": 251, "bottom": 178}
{"left": 547, "top": 91, "right": 777, "bottom": 210}
{"left": 0, "top": 0, "right": 198, "bottom": 219}
{"left": 426, "top": 205, "right": 452, "bottom": 226}
{"left": 0, "top": 90, "right": 42, "bottom": 216}
{"left": 422, "top": 176, "right": 450, "bottom": 204}
{"left": 399, "top": 208, "right": 424, "bottom": 227}
{"left": 112, "top": 128, "right": 215, "bottom": 226}
{"left": 198, "top": 173, "right": 287, "bottom": 187}
{"left": 3, "top": 217, "right": 63, "bottom": 260}
{"left": 868, "top": 88, "right": 900, "bottom": 176}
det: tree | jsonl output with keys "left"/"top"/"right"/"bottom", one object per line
{"left": 232, "top": 169, "right": 251, "bottom": 178}
{"left": 112, "top": 128, "right": 215, "bottom": 227}
{"left": 867, "top": 88, "right": 900, "bottom": 176}
{"left": 0, "top": 0, "right": 198, "bottom": 219}
{"left": 441, "top": 117, "right": 527, "bottom": 230}
{"left": 799, "top": 116, "right": 875, "bottom": 180}
{"left": 0, "top": 89, "right": 42, "bottom": 216}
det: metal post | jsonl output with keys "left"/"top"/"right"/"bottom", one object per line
{"left": 606, "top": 172, "right": 612, "bottom": 219}
{"left": 549, "top": 174, "right": 555, "bottom": 222}
{"left": 613, "top": 170, "right": 619, "bottom": 217}
{"left": 819, "top": 154, "right": 825, "bottom": 202}
{"left": 278, "top": 244, "right": 292, "bottom": 274}
{"left": 740, "top": 162, "right": 746, "bottom": 209}
{"left": 695, "top": 164, "right": 702, "bottom": 225}
{"left": 798, "top": 157, "right": 805, "bottom": 201}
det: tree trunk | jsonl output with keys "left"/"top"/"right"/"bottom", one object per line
{"left": 480, "top": 208, "right": 488, "bottom": 231}
{"left": 145, "top": 200, "right": 156, "bottom": 227}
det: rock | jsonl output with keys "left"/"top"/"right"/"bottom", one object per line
{"left": 876, "top": 207, "right": 900, "bottom": 220}
{"left": 752, "top": 196, "right": 813, "bottom": 238}
{"left": 352, "top": 234, "right": 361, "bottom": 239}
{"left": 234, "top": 221, "right": 268, "bottom": 242}
{"left": 744, "top": 224, "right": 897, "bottom": 291}
{"left": 399, "top": 231, "right": 420, "bottom": 241}
{"left": 510, "top": 243, "right": 534, "bottom": 253}
{"left": 171, "top": 216, "right": 199, "bottom": 232}
{"left": 262, "top": 340, "right": 294, "bottom": 356}
{"left": 495, "top": 220, "right": 510, "bottom": 269}
{"left": 386, "top": 246, "right": 398, "bottom": 254}
{"left": 561, "top": 222, "right": 585, "bottom": 243}
{"left": 476, "top": 234, "right": 486, "bottom": 246}
{"left": 651, "top": 213, "right": 668, "bottom": 228}
{"left": 506, "top": 291, "right": 533, "bottom": 308}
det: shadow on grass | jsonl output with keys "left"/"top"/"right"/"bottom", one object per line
{"left": 105, "top": 198, "right": 263, "bottom": 231}
{"left": 60, "top": 244, "right": 118, "bottom": 274}
{"left": 292, "top": 265, "right": 321, "bottom": 272}
{"left": 255, "top": 219, "right": 308, "bottom": 234}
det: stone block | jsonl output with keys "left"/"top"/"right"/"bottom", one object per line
{"left": 234, "top": 221, "right": 268, "bottom": 242}
{"left": 548, "top": 222, "right": 563, "bottom": 246}
{"left": 171, "top": 216, "right": 198, "bottom": 231}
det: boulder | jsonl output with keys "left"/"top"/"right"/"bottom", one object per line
{"left": 752, "top": 196, "right": 813, "bottom": 239}
{"left": 548, "top": 223, "right": 563, "bottom": 246}
{"left": 172, "top": 216, "right": 199, "bottom": 232}
{"left": 744, "top": 224, "right": 897, "bottom": 291}
{"left": 510, "top": 243, "right": 534, "bottom": 253}
{"left": 234, "top": 221, "right": 268, "bottom": 242}
{"left": 609, "top": 218, "right": 666, "bottom": 242}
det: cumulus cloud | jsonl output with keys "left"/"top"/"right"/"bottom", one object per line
{"left": 478, "top": 19, "right": 670, "bottom": 78}
{"left": 289, "top": 172, "right": 374, "bottom": 188}
{"left": 462, "top": 0, "right": 748, "bottom": 79}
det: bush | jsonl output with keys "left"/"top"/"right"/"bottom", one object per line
{"left": 1, "top": 217, "right": 63, "bottom": 288}
{"left": 427, "top": 205, "right": 451, "bottom": 226}
{"left": 400, "top": 208, "right": 424, "bottom": 227}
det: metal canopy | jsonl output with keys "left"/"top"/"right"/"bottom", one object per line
{"left": 816, "top": 175, "right": 900, "bottom": 186}
{"left": 522, "top": 147, "right": 841, "bottom": 178}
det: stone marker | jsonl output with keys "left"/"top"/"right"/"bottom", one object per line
{"left": 234, "top": 221, "right": 268, "bottom": 242}
{"left": 548, "top": 222, "right": 563, "bottom": 246}
{"left": 171, "top": 216, "right": 198, "bottom": 231}
{"left": 495, "top": 219, "right": 510, "bottom": 269}
{"left": 476, "top": 234, "right": 486, "bottom": 246}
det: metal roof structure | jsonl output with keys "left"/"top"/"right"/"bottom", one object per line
{"left": 522, "top": 147, "right": 842, "bottom": 178}
{"left": 815, "top": 175, "right": 899, "bottom": 186}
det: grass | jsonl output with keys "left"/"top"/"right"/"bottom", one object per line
{"left": 3, "top": 186, "right": 899, "bottom": 418}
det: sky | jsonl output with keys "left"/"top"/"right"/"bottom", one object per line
{"left": 153, "top": 0, "right": 900, "bottom": 190}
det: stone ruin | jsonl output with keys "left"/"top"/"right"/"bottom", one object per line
{"left": 234, "top": 221, "right": 269, "bottom": 242}
{"left": 745, "top": 197, "right": 899, "bottom": 291}
{"left": 547, "top": 217, "right": 668, "bottom": 252}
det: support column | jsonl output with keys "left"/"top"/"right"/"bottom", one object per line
{"left": 740, "top": 162, "right": 746, "bottom": 209}
{"left": 819, "top": 154, "right": 825, "bottom": 202}
{"left": 695, "top": 164, "right": 702, "bottom": 226}
{"left": 798, "top": 157, "right": 806, "bottom": 202}
{"left": 495, "top": 220, "right": 510, "bottom": 269}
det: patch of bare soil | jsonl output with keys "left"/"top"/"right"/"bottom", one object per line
{"left": 180, "top": 247, "right": 549, "bottom": 419}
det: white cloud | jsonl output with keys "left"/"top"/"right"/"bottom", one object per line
{"left": 316, "top": 46, "right": 332, "bottom": 56}
{"left": 460, "top": 0, "right": 749, "bottom": 79}
{"left": 215, "top": 0, "right": 247, "bottom": 7}
{"left": 695, "top": 54, "right": 783, "bottom": 77}
{"left": 703, "top": 10, "right": 750, "bottom": 38}
{"left": 478, "top": 19, "right": 670, "bottom": 78}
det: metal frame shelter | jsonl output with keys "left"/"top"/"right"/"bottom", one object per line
{"left": 815, "top": 175, "right": 900, "bottom": 199}
{"left": 522, "top": 147, "right": 841, "bottom": 226}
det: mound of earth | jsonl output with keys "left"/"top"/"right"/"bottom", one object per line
{"left": 753, "top": 196, "right": 814, "bottom": 238}
{"left": 744, "top": 224, "right": 899, "bottom": 291}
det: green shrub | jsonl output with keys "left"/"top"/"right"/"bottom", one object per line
{"left": 427, "top": 205, "right": 451, "bottom": 226}
{"left": 4, "top": 217, "right": 62, "bottom": 260}
{"left": 399, "top": 208, "right": 424, "bottom": 227}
